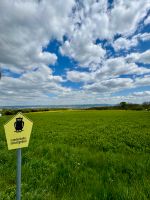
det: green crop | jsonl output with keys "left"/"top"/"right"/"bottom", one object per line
{"left": 0, "top": 110, "right": 150, "bottom": 199}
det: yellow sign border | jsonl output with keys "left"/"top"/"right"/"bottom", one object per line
{"left": 4, "top": 112, "right": 33, "bottom": 150}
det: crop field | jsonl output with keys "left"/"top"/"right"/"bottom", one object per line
{"left": 0, "top": 110, "right": 150, "bottom": 200}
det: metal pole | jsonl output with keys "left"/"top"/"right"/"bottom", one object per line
{"left": 17, "top": 148, "right": 21, "bottom": 200}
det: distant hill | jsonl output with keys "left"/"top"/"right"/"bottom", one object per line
{"left": 0, "top": 104, "right": 112, "bottom": 110}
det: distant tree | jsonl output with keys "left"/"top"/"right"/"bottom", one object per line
{"left": 143, "top": 102, "right": 150, "bottom": 105}
{"left": 120, "top": 102, "right": 128, "bottom": 109}
{"left": 143, "top": 102, "right": 150, "bottom": 109}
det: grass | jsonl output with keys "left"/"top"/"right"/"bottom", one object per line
{"left": 0, "top": 110, "right": 150, "bottom": 199}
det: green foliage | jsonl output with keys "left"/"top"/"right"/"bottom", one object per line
{"left": 87, "top": 102, "right": 149, "bottom": 111}
{"left": 0, "top": 110, "right": 150, "bottom": 199}
{"left": 120, "top": 102, "right": 128, "bottom": 109}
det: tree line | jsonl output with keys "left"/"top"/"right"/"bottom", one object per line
{"left": 1, "top": 102, "right": 150, "bottom": 115}
{"left": 87, "top": 102, "right": 150, "bottom": 111}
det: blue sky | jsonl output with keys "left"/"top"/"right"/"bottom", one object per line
{"left": 0, "top": 0, "right": 150, "bottom": 106}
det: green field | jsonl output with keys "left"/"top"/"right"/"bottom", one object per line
{"left": 0, "top": 110, "right": 150, "bottom": 200}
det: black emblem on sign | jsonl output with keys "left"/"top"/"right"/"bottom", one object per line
{"left": 14, "top": 118, "right": 24, "bottom": 132}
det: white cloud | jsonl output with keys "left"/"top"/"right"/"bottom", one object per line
{"left": 127, "top": 50, "right": 150, "bottom": 64}
{"left": 0, "top": 0, "right": 75, "bottom": 71}
{"left": 67, "top": 70, "right": 94, "bottom": 83}
{"left": 113, "top": 32, "right": 150, "bottom": 51}
{"left": 94, "top": 57, "right": 150, "bottom": 80}
{"left": 138, "top": 50, "right": 150, "bottom": 64}
{"left": 60, "top": 0, "right": 150, "bottom": 68}
{"left": 83, "top": 78, "right": 134, "bottom": 93}
{"left": 0, "top": 65, "right": 71, "bottom": 105}
{"left": 133, "top": 91, "right": 150, "bottom": 96}
{"left": 144, "top": 15, "right": 150, "bottom": 25}
{"left": 136, "top": 32, "right": 150, "bottom": 41}
{"left": 110, "top": 0, "right": 150, "bottom": 36}
{"left": 0, "top": 0, "right": 150, "bottom": 106}
{"left": 113, "top": 37, "right": 138, "bottom": 51}
{"left": 70, "top": 0, "right": 150, "bottom": 39}
{"left": 135, "top": 75, "right": 150, "bottom": 86}
{"left": 95, "top": 92, "right": 150, "bottom": 104}
{"left": 66, "top": 56, "right": 150, "bottom": 95}
{"left": 60, "top": 39, "right": 105, "bottom": 69}
{"left": 60, "top": 38, "right": 105, "bottom": 68}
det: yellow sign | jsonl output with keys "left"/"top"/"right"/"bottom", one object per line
{"left": 4, "top": 112, "right": 33, "bottom": 150}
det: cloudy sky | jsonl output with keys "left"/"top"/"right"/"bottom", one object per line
{"left": 0, "top": 0, "right": 150, "bottom": 106}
